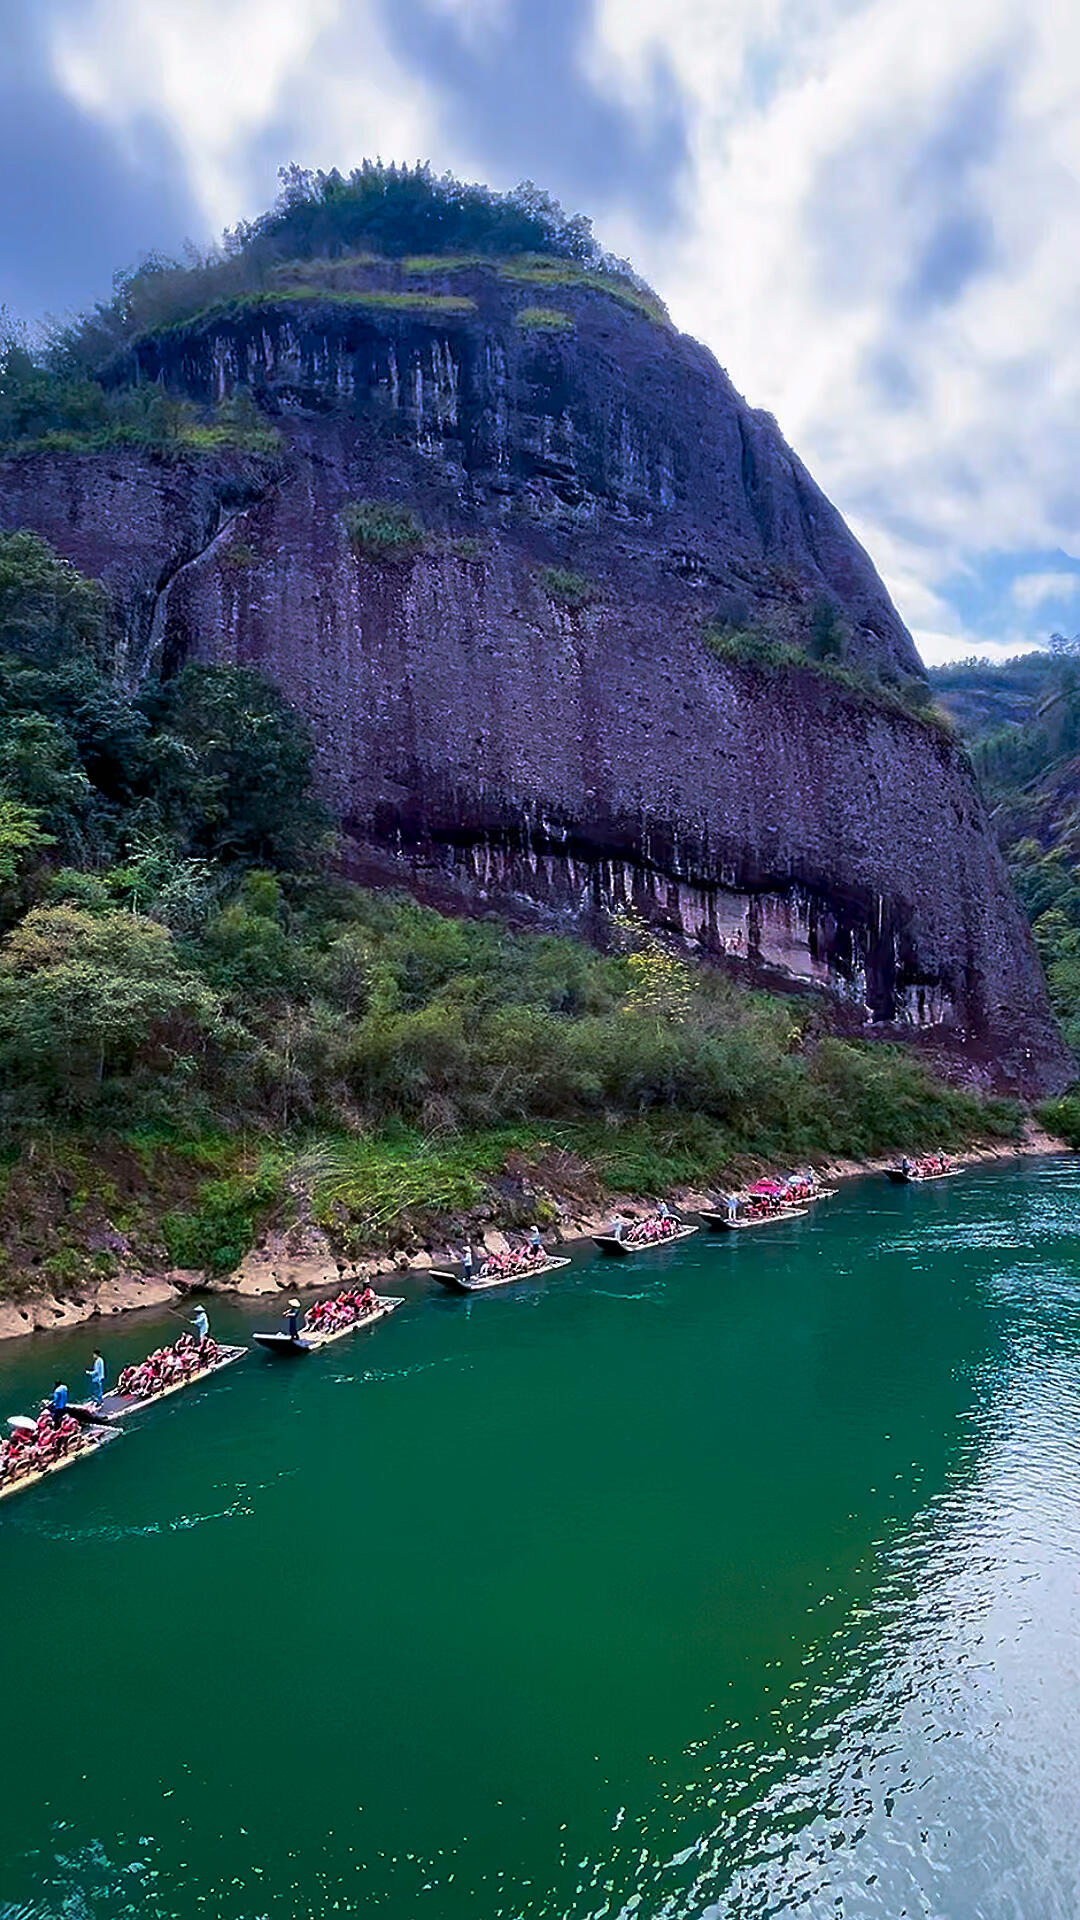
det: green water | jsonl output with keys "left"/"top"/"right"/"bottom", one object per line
{"left": 2, "top": 1159, "right": 1080, "bottom": 1919}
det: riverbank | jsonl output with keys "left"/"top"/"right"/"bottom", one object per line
{"left": 0, "top": 1122, "right": 1064, "bottom": 1344}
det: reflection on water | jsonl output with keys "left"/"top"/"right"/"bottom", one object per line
{"left": 2, "top": 1158, "right": 1080, "bottom": 1919}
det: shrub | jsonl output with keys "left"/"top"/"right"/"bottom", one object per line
{"left": 1038, "top": 1092, "right": 1080, "bottom": 1149}
{"left": 342, "top": 499, "right": 425, "bottom": 562}
{"left": 808, "top": 594, "right": 848, "bottom": 662}
{"left": 162, "top": 1163, "right": 282, "bottom": 1274}
{"left": 514, "top": 306, "right": 574, "bottom": 332}
{"left": 539, "top": 566, "right": 595, "bottom": 610}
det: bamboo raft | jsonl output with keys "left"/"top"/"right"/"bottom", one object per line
{"left": 592, "top": 1225, "right": 698, "bottom": 1258}
{"left": 700, "top": 1207, "right": 809, "bottom": 1231}
{"left": 885, "top": 1168, "right": 960, "bottom": 1185}
{"left": 253, "top": 1296, "right": 403, "bottom": 1354}
{"left": 430, "top": 1255, "right": 571, "bottom": 1295}
{"left": 0, "top": 1424, "right": 122, "bottom": 1505}
{"left": 70, "top": 1343, "right": 248, "bottom": 1423}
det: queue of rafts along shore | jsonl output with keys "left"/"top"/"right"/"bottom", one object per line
{"left": 0, "top": 1153, "right": 956, "bottom": 1502}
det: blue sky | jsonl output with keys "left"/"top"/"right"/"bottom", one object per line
{"left": 2, "top": 0, "right": 1078, "bottom": 665}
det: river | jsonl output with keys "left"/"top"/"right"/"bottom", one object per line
{"left": 1, "top": 1156, "right": 1079, "bottom": 1919}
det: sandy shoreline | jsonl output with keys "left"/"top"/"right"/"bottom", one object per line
{"left": 0, "top": 1126, "right": 1067, "bottom": 1345}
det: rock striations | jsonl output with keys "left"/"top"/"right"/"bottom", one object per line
{"left": 0, "top": 255, "right": 1070, "bottom": 1092}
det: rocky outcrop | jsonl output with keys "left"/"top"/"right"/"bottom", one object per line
{"left": 0, "top": 264, "right": 1070, "bottom": 1093}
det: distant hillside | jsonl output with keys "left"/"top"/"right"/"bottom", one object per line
{"left": 931, "top": 647, "right": 1080, "bottom": 1060}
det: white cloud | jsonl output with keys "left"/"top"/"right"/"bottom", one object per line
{"left": 425, "top": 0, "right": 511, "bottom": 48}
{"left": 42, "top": 0, "right": 1080, "bottom": 664}
{"left": 587, "top": 0, "right": 1080, "bottom": 660}
{"left": 1011, "top": 571, "right": 1080, "bottom": 611}
{"left": 916, "top": 630, "right": 1042, "bottom": 666}
{"left": 48, "top": 0, "right": 444, "bottom": 232}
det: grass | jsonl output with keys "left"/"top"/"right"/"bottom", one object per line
{"left": 515, "top": 306, "right": 575, "bottom": 332}
{"left": 495, "top": 256, "right": 669, "bottom": 323}
{"left": 401, "top": 254, "right": 489, "bottom": 274}
{"left": 271, "top": 253, "right": 381, "bottom": 280}
{"left": 702, "top": 626, "right": 955, "bottom": 737}
{"left": 1, "top": 421, "right": 281, "bottom": 459}
{"left": 540, "top": 565, "right": 596, "bottom": 609}
{"left": 176, "top": 422, "right": 281, "bottom": 455}
{"left": 148, "top": 288, "right": 477, "bottom": 339}
{"left": 342, "top": 498, "right": 426, "bottom": 561}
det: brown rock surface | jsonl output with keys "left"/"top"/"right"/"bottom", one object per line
{"left": 0, "top": 266, "right": 1069, "bottom": 1091}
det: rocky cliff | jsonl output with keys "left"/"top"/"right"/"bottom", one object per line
{"left": 0, "top": 256, "right": 1070, "bottom": 1092}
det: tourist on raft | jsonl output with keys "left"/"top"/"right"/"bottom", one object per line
{"left": 622, "top": 1208, "right": 680, "bottom": 1246}
{"left": 904, "top": 1151, "right": 951, "bottom": 1181}
{"left": 304, "top": 1286, "right": 379, "bottom": 1333}
{"left": 474, "top": 1235, "right": 552, "bottom": 1279}
{"left": 115, "top": 1332, "right": 221, "bottom": 1401}
{"left": 1, "top": 1408, "right": 85, "bottom": 1486}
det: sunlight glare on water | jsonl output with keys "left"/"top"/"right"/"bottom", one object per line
{"left": 2, "top": 1157, "right": 1080, "bottom": 1919}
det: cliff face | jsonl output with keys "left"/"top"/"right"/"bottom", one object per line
{"left": 0, "top": 263, "right": 1069, "bottom": 1092}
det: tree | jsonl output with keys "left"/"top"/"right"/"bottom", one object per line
{"left": 0, "top": 794, "right": 52, "bottom": 916}
{"left": 142, "top": 665, "right": 333, "bottom": 867}
{"left": 0, "top": 531, "right": 108, "bottom": 667}
{"left": 0, "top": 713, "right": 96, "bottom": 855}
{"left": 611, "top": 910, "right": 694, "bottom": 1024}
{"left": 0, "top": 905, "right": 223, "bottom": 1108}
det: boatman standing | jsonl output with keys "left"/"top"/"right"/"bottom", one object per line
{"left": 724, "top": 1192, "right": 739, "bottom": 1224}
{"left": 285, "top": 1298, "right": 303, "bottom": 1342}
{"left": 190, "top": 1304, "right": 210, "bottom": 1346}
{"left": 86, "top": 1352, "right": 106, "bottom": 1405}
{"left": 528, "top": 1226, "right": 543, "bottom": 1256}
{"left": 461, "top": 1244, "right": 476, "bottom": 1282}
{"left": 609, "top": 1213, "right": 625, "bottom": 1242}
{"left": 49, "top": 1379, "right": 68, "bottom": 1427}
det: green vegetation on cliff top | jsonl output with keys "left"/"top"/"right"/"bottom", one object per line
{"left": 0, "top": 163, "right": 665, "bottom": 459}
{"left": 0, "top": 530, "right": 1019, "bottom": 1299}
{"left": 703, "top": 619, "right": 953, "bottom": 737}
